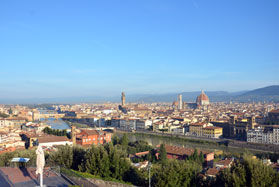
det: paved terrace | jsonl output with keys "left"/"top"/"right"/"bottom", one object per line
{"left": 0, "top": 167, "right": 72, "bottom": 187}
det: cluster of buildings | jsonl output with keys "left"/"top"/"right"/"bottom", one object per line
{"left": 0, "top": 91, "right": 279, "bottom": 155}
{"left": 53, "top": 91, "right": 279, "bottom": 144}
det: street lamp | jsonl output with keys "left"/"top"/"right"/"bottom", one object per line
{"left": 148, "top": 162, "right": 152, "bottom": 187}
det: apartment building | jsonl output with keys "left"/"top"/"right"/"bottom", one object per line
{"left": 76, "top": 129, "right": 112, "bottom": 146}
{"left": 203, "top": 126, "right": 223, "bottom": 138}
{"left": 247, "top": 126, "right": 279, "bottom": 145}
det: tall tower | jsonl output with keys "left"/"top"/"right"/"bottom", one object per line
{"left": 71, "top": 126, "right": 76, "bottom": 146}
{"left": 121, "top": 92, "right": 126, "bottom": 106}
{"left": 178, "top": 94, "right": 183, "bottom": 110}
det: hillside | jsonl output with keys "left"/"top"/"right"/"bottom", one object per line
{"left": 241, "top": 85, "right": 279, "bottom": 96}
{"left": 233, "top": 85, "right": 279, "bottom": 102}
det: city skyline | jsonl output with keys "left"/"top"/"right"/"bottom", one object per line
{"left": 0, "top": 0, "right": 278, "bottom": 99}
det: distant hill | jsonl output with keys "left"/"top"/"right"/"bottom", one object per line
{"left": 0, "top": 85, "right": 278, "bottom": 104}
{"left": 241, "top": 85, "right": 279, "bottom": 96}
{"left": 233, "top": 85, "right": 279, "bottom": 102}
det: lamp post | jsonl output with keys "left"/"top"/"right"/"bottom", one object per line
{"left": 148, "top": 162, "right": 152, "bottom": 187}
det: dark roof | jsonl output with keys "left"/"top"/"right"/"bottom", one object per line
{"left": 270, "top": 109, "right": 279, "bottom": 114}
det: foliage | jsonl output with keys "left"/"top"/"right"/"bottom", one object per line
{"left": 187, "top": 149, "right": 204, "bottom": 164}
{"left": 152, "top": 159, "right": 202, "bottom": 187}
{"left": 158, "top": 144, "right": 167, "bottom": 163}
{"left": 72, "top": 146, "right": 87, "bottom": 170}
{"left": 112, "top": 135, "right": 120, "bottom": 145}
{"left": 127, "top": 140, "right": 153, "bottom": 155}
{"left": 216, "top": 154, "right": 279, "bottom": 187}
{"left": 48, "top": 145, "right": 73, "bottom": 168}
{"left": 43, "top": 127, "right": 69, "bottom": 137}
{"left": 0, "top": 112, "right": 9, "bottom": 118}
{"left": 120, "top": 134, "right": 129, "bottom": 150}
{"left": 8, "top": 108, "right": 13, "bottom": 115}
{"left": 0, "top": 149, "right": 37, "bottom": 167}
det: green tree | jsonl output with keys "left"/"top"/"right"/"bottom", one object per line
{"left": 72, "top": 146, "right": 86, "bottom": 170}
{"left": 120, "top": 134, "right": 129, "bottom": 150}
{"left": 0, "top": 112, "right": 9, "bottom": 118}
{"left": 152, "top": 159, "right": 202, "bottom": 187}
{"left": 158, "top": 144, "right": 167, "bottom": 163}
{"left": 49, "top": 145, "right": 73, "bottom": 168}
{"left": 216, "top": 154, "right": 279, "bottom": 187}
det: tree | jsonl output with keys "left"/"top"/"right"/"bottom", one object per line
{"left": 72, "top": 146, "right": 86, "bottom": 170}
{"left": 120, "top": 134, "right": 129, "bottom": 150}
{"left": 0, "top": 112, "right": 9, "bottom": 118}
{"left": 112, "top": 135, "right": 120, "bottom": 145}
{"left": 216, "top": 154, "right": 279, "bottom": 187}
{"left": 49, "top": 145, "right": 73, "bottom": 168}
{"left": 8, "top": 108, "right": 12, "bottom": 115}
{"left": 152, "top": 159, "right": 202, "bottom": 187}
{"left": 158, "top": 144, "right": 167, "bottom": 163}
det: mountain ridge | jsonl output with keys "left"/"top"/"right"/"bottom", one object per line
{"left": 0, "top": 85, "right": 278, "bottom": 104}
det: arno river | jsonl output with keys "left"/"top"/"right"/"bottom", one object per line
{"left": 115, "top": 132, "right": 265, "bottom": 155}
{"left": 41, "top": 118, "right": 70, "bottom": 130}
{"left": 39, "top": 109, "right": 70, "bottom": 130}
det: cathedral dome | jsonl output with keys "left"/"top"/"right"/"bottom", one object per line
{"left": 196, "top": 91, "right": 210, "bottom": 106}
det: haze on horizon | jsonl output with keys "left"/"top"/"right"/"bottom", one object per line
{"left": 0, "top": 0, "right": 278, "bottom": 99}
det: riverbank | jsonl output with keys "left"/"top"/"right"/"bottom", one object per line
{"left": 115, "top": 130, "right": 276, "bottom": 155}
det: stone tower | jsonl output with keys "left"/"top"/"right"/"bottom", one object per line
{"left": 248, "top": 116, "right": 256, "bottom": 129}
{"left": 121, "top": 92, "right": 126, "bottom": 106}
{"left": 178, "top": 94, "right": 183, "bottom": 110}
{"left": 71, "top": 126, "right": 76, "bottom": 146}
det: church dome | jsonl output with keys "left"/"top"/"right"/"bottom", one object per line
{"left": 196, "top": 91, "right": 209, "bottom": 106}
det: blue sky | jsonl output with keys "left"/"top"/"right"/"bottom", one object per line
{"left": 0, "top": 0, "right": 278, "bottom": 98}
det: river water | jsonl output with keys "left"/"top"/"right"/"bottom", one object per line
{"left": 41, "top": 118, "right": 70, "bottom": 130}
{"left": 38, "top": 109, "right": 70, "bottom": 130}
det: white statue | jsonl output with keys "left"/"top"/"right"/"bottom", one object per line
{"left": 36, "top": 145, "right": 45, "bottom": 187}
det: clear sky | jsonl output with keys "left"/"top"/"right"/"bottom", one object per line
{"left": 0, "top": 0, "right": 278, "bottom": 99}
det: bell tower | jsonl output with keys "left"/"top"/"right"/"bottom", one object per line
{"left": 71, "top": 126, "right": 76, "bottom": 146}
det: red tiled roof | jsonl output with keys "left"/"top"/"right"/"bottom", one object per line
{"left": 196, "top": 92, "right": 209, "bottom": 103}
{"left": 203, "top": 126, "right": 222, "bottom": 130}
{"left": 81, "top": 130, "right": 99, "bottom": 136}
{"left": 135, "top": 151, "right": 150, "bottom": 156}
{"left": 206, "top": 167, "right": 219, "bottom": 176}
{"left": 215, "top": 158, "right": 233, "bottom": 167}
{"left": 37, "top": 136, "right": 70, "bottom": 143}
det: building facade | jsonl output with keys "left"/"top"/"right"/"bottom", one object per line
{"left": 76, "top": 129, "right": 112, "bottom": 146}
{"left": 247, "top": 126, "right": 279, "bottom": 145}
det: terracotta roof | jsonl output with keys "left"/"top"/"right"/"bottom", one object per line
{"left": 81, "top": 129, "right": 99, "bottom": 136}
{"left": 135, "top": 151, "right": 150, "bottom": 156}
{"left": 37, "top": 136, "right": 70, "bottom": 143}
{"left": 203, "top": 126, "right": 222, "bottom": 130}
{"left": 196, "top": 91, "right": 209, "bottom": 103}
{"left": 215, "top": 158, "right": 233, "bottom": 167}
{"left": 206, "top": 167, "right": 219, "bottom": 176}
